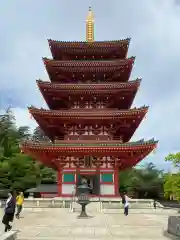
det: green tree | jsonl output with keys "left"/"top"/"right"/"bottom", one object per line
{"left": 0, "top": 110, "right": 57, "bottom": 191}
{"left": 119, "top": 168, "right": 136, "bottom": 192}
{"left": 16, "top": 126, "right": 31, "bottom": 140}
{"left": 165, "top": 153, "right": 180, "bottom": 169}
{"left": 164, "top": 153, "right": 180, "bottom": 200}
{"left": 0, "top": 110, "right": 43, "bottom": 191}
{"left": 0, "top": 109, "right": 31, "bottom": 156}
{"left": 39, "top": 165, "right": 57, "bottom": 184}
{"left": 33, "top": 126, "right": 50, "bottom": 141}
{"left": 163, "top": 173, "right": 180, "bottom": 200}
{"left": 119, "top": 163, "right": 163, "bottom": 198}
{"left": 0, "top": 160, "right": 11, "bottom": 189}
{"left": 9, "top": 154, "right": 41, "bottom": 190}
{"left": 134, "top": 163, "right": 163, "bottom": 188}
{"left": 0, "top": 154, "right": 41, "bottom": 191}
{"left": 0, "top": 109, "right": 17, "bottom": 157}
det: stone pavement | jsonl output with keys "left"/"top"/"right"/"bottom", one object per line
{"left": 0, "top": 208, "right": 175, "bottom": 239}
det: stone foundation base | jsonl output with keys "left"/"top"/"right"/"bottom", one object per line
{"left": 167, "top": 216, "right": 180, "bottom": 238}
{"left": 1, "top": 231, "right": 17, "bottom": 240}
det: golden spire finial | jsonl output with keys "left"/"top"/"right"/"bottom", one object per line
{"left": 86, "top": 6, "right": 94, "bottom": 42}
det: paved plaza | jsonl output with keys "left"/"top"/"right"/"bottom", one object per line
{"left": 0, "top": 207, "right": 176, "bottom": 239}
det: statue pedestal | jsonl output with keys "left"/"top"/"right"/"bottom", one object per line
{"left": 76, "top": 185, "right": 90, "bottom": 219}
{"left": 167, "top": 216, "right": 180, "bottom": 238}
{"left": 77, "top": 202, "right": 89, "bottom": 218}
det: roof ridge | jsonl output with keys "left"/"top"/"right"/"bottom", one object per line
{"left": 43, "top": 57, "right": 135, "bottom": 64}
{"left": 36, "top": 78, "right": 141, "bottom": 86}
{"left": 28, "top": 106, "right": 148, "bottom": 113}
{"left": 48, "top": 38, "right": 131, "bottom": 44}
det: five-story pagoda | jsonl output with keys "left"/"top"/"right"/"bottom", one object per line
{"left": 21, "top": 8, "right": 158, "bottom": 198}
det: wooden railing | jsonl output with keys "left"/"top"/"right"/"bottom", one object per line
{"left": 55, "top": 136, "right": 123, "bottom": 141}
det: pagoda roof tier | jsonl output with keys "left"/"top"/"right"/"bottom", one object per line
{"left": 20, "top": 139, "right": 157, "bottom": 170}
{"left": 48, "top": 38, "right": 130, "bottom": 60}
{"left": 28, "top": 107, "right": 148, "bottom": 142}
{"left": 29, "top": 106, "right": 148, "bottom": 120}
{"left": 37, "top": 79, "right": 140, "bottom": 92}
{"left": 43, "top": 57, "right": 135, "bottom": 83}
{"left": 37, "top": 79, "right": 141, "bottom": 110}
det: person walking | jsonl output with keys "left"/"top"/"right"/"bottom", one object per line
{"left": 122, "top": 192, "right": 130, "bottom": 216}
{"left": 2, "top": 191, "right": 16, "bottom": 232}
{"left": 15, "top": 191, "right": 24, "bottom": 219}
{"left": 153, "top": 199, "right": 157, "bottom": 209}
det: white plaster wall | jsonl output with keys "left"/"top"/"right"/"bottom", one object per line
{"left": 100, "top": 169, "right": 114, "bottom": 172}
{"left": 100, "top": 184, "right": 115, "bottom": 195}
{"left": 63, "top": 169, "right": 76, "bottom": 172}
{"left": 62, "top": 184, "right": 75, "bottom": 195}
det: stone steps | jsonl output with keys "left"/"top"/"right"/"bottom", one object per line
{"left": 18, "top": 238, "right": 167, "bottom": 240}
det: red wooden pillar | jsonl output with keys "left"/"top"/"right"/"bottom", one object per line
{"left": 114, "top": 168, "right": 119, "bottom": 196}
{"left": 75, "top": 164, "right": 80, "bottom": 196}
{"left": 96, "top": 166, "right": 100, "bottom": 198}
{"left": 57, "top": 167, "right": 62, "bottom": 196}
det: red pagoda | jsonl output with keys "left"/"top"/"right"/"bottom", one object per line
{"left": 20, "top": 8, "right": 158, "bottom": 198}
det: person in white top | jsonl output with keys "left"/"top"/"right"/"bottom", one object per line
{"left": 122, "top": 192, "right": 130, "bottom": 216}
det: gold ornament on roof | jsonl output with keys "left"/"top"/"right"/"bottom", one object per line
{"left": 86, "top": 7, "right": 94, "bottom": 42}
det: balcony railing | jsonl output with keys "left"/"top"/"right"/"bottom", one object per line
{"left": 54, "top": 136, "right": 123, "bottom": 141}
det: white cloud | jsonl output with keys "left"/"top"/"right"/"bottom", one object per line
{"left": 12, "top": 108, "right": 37, "bottom": 133}
{"left": 0, "top": 108, "right": 37, "bottom": 133}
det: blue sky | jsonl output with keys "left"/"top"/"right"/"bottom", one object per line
{"left": 0, "top": 0, "right": 179, "bottom": 172}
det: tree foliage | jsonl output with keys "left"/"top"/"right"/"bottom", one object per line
{"left": 0, "top": 109, "right": 56, "bottom": 192}
{"left": 39, "top": 165, "right": 57, "bottom": 184}
{"left": 0, "top": 108, "right": 18, "bottom": 157}
{"left": 164, "top": 153, "right": 180, "bottom": 201}
{"left": 32, "top": 126, "right": 50, "bottom": 142}
{"left": 164, "top": 173, "right": 180, "bottom": 200}
{"left": 119, "top": 163, "right": 163, "bottom": 198}
{"left": 165, "top": 153, "right": 180, "bottom": 170}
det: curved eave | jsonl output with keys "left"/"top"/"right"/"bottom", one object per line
{"left": 20, "top": 139, "right": 158, "bottom": 170}
{"left": 28, "top": 107, "right": 148, "bottom": 142}
{"left": 37, "top": 79, "right": 141, "bottom": 92}
{"left": 48, "top": 38, "right": 130, "bottom": 49}
{"left": 37, "top": 80, "right": 140, "bottom": 110}
{"left": 29, "top": 120, "right": 143, "bottom": 143}
{"left": 28, "top": 107, "right": 148, "bottom": 119}
{"left": 43, "top": 57, "right": 135, "bottom": 69}
{"left": 48, "top": 38, "right": 131, "bottom": 60}
{"left": 43, "top": 58, "right": 134, "bottom": 82}
{"left": 20, "top": 139, "right": 157, "bottom": 154}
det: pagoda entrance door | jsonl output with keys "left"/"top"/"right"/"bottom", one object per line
{"left": 77, "top": 174, "right": 100, "bottom": 196}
